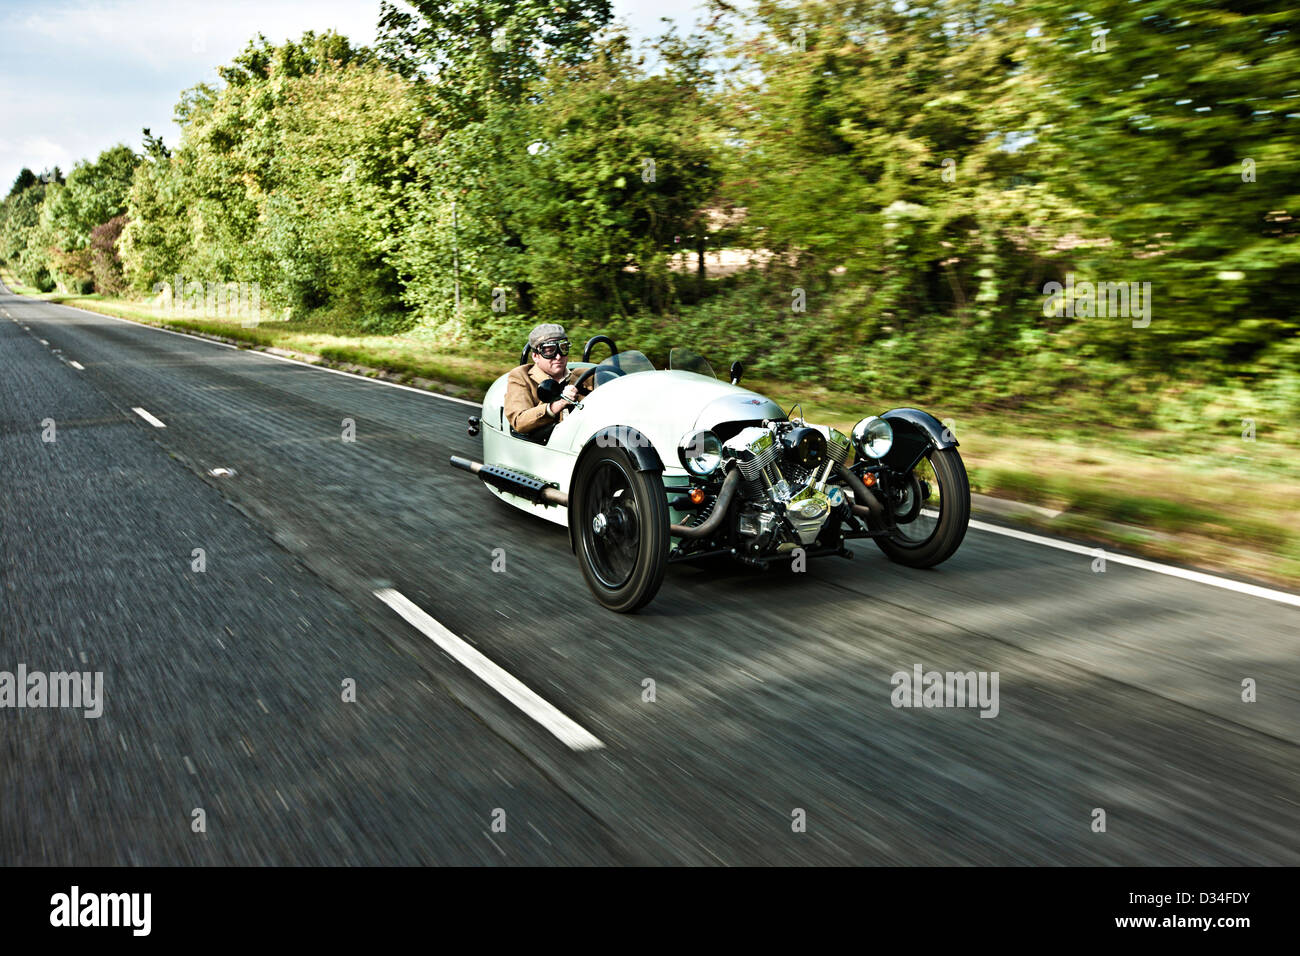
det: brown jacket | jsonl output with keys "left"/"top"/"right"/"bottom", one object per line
{"left": 504, "top": 363, "right": 596, "bottom": 434}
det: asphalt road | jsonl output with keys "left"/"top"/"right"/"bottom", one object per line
{"left": 2, "top": 280, "right": 1297, "bottom": 865}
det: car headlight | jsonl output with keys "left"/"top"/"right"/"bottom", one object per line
{"left": 851, "top": 416, "right": 893, "bottom": 459}
{"left": 678, "top": 430, "right": 722, "bottom": 477}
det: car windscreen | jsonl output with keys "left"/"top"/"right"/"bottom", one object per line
{"left": 593, "top": 349, "right": 655, "bottom": 385}
{"left": 668, "top": 347, "right": 716, "bottom": 379}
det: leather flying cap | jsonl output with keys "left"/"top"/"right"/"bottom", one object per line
{"left": 528, "top": 323, "right": 567, "bottom": 351}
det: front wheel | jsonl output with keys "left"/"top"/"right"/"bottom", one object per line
{"left": 571, "top": 445, "right": 669, "bottom": 612}
{"left": 874, "top": 446, "right": 969, "bottom": 568}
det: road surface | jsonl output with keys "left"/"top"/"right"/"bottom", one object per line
{"left": 2, "top": 279, "right": 1297, "bottom": 865}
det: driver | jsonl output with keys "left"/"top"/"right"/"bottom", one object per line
{"left": 505, "top": 323, "right": 596, "bottom": 434}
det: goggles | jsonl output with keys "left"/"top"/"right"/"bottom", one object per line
{"left": 533, "top": 339, "right": 571, "bottom": 359}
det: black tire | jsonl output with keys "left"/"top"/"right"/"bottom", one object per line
{"left": 571, "top": 444, "right": 669, "bottom": 612}
{"left": 874, "top": 446, "right": 969, "bottom": 569}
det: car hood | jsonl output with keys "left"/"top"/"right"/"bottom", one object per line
{"left": 555, "top": 370, "right": 783, "bottom": 461}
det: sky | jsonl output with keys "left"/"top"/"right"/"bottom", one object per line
{"left": 0, "top": 0, "right": 713, "bottom": 192}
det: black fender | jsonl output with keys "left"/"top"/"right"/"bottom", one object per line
{"left": 581, "top": 426, "right": 665, "bottom": 472}
{"left": 879, "top": 407, "right": 956, "bottom": 473}
{"left": 567, "top": 426, "right": 665, "bottom": 552}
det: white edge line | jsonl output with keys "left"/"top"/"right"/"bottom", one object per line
{"left": 251, "top": 348, "right": 482, "bottom": 406}
{"left": 23, "top": 290, "right": 481, "bottom": 408}
{"left": 968, "top": 518, "right": 1300, "bottom": 609}
{"left": 374, "top": 588, "right": 604, "bottom": 751}
{"left": 68, "top": 360, "right": 84, "bottom": 370}
{"left": 131, "top": 406, "right": 167, "bottom": 428}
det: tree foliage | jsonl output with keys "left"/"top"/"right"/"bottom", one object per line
{"left": 0, "top": 2, "right": 1295, "bottom": 424}
{"left": 120, "top": 31, "right": 425, "bottom": 322}
{"left": 1024, "top": 0, "right": 1300, "bottom": 369}
{"left": 377, "top": 0, "right": 614, "bottom": 123}
{"left": 395, "top": 30, "right": 723, "bottom": 338}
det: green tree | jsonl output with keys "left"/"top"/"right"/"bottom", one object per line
{"left": 8, "top": 168, "right": 38, "bottom": 197}
{"left": 377, "top": 0, "right": 614, "bottom": 124}
{"left": 32, "top": 145, "right": 140, "bottom": 291}
{"left": 120, "top": 133, "right": 193, "bottom": 291}
{"left": 1026, "top": 0, "right": 1300, "bottom": 371}
{"left": 394, "top": 31, "right": 723, "bottom": 336}
{"left": 0, "top": 178, "right": 52, "bottom": 288}
{"left": 46, "top": 144, "right": 139, "bottom": 248}
{"left": 702, "top": 0, "right": 1075, "bottom": 393}
{"left": 125, "top": 32, "right": 424, "bottom": 321}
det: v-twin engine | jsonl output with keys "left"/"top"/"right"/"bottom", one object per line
{"left": 723, "top": 424, "right": 853, "bottom": 553}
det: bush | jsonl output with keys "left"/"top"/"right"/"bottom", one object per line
{"left": 90, "top": 215, "right": 128, "bottom": 295}
{"left": 48, "top": 246, "right": 93, "bottom": 293}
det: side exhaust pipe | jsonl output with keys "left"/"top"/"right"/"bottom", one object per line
{"left": 450, "top": 456, "right": 568, "bottom": 508}
{"left": 670, "top": 469, "right": 742, "bottom": 538}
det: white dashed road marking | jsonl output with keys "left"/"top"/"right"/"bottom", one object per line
{"left": 8, "top": 285, "right": 479, "bottom": 407}
{"left": 374, "top": 588, "right": 605, "bottom": 752}
{"left": 131, "top": 407, "right": 167, "bottom": 428}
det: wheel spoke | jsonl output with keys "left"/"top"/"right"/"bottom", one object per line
{"left": 583, "top": 461, "right": 640, "bottom": 589}
{"left": 591, "top": 467, "right": 611, "bottom": 507}
{"left": 891, "top": 456, "right": 943, "bottom": 547}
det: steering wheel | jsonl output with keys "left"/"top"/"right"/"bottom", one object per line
{"left": 541, "top": 365, "right": 614, "bottom": 408}
{"left": 574, "top": 364, "right": 603, "bottom": 391}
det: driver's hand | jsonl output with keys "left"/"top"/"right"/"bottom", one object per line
{"left": 561, "top": 385, "right": 579, "bottom": 403}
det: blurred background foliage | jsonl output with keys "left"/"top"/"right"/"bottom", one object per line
{"left": 1, "top": 0, "right": 1296, "bottom": 430}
